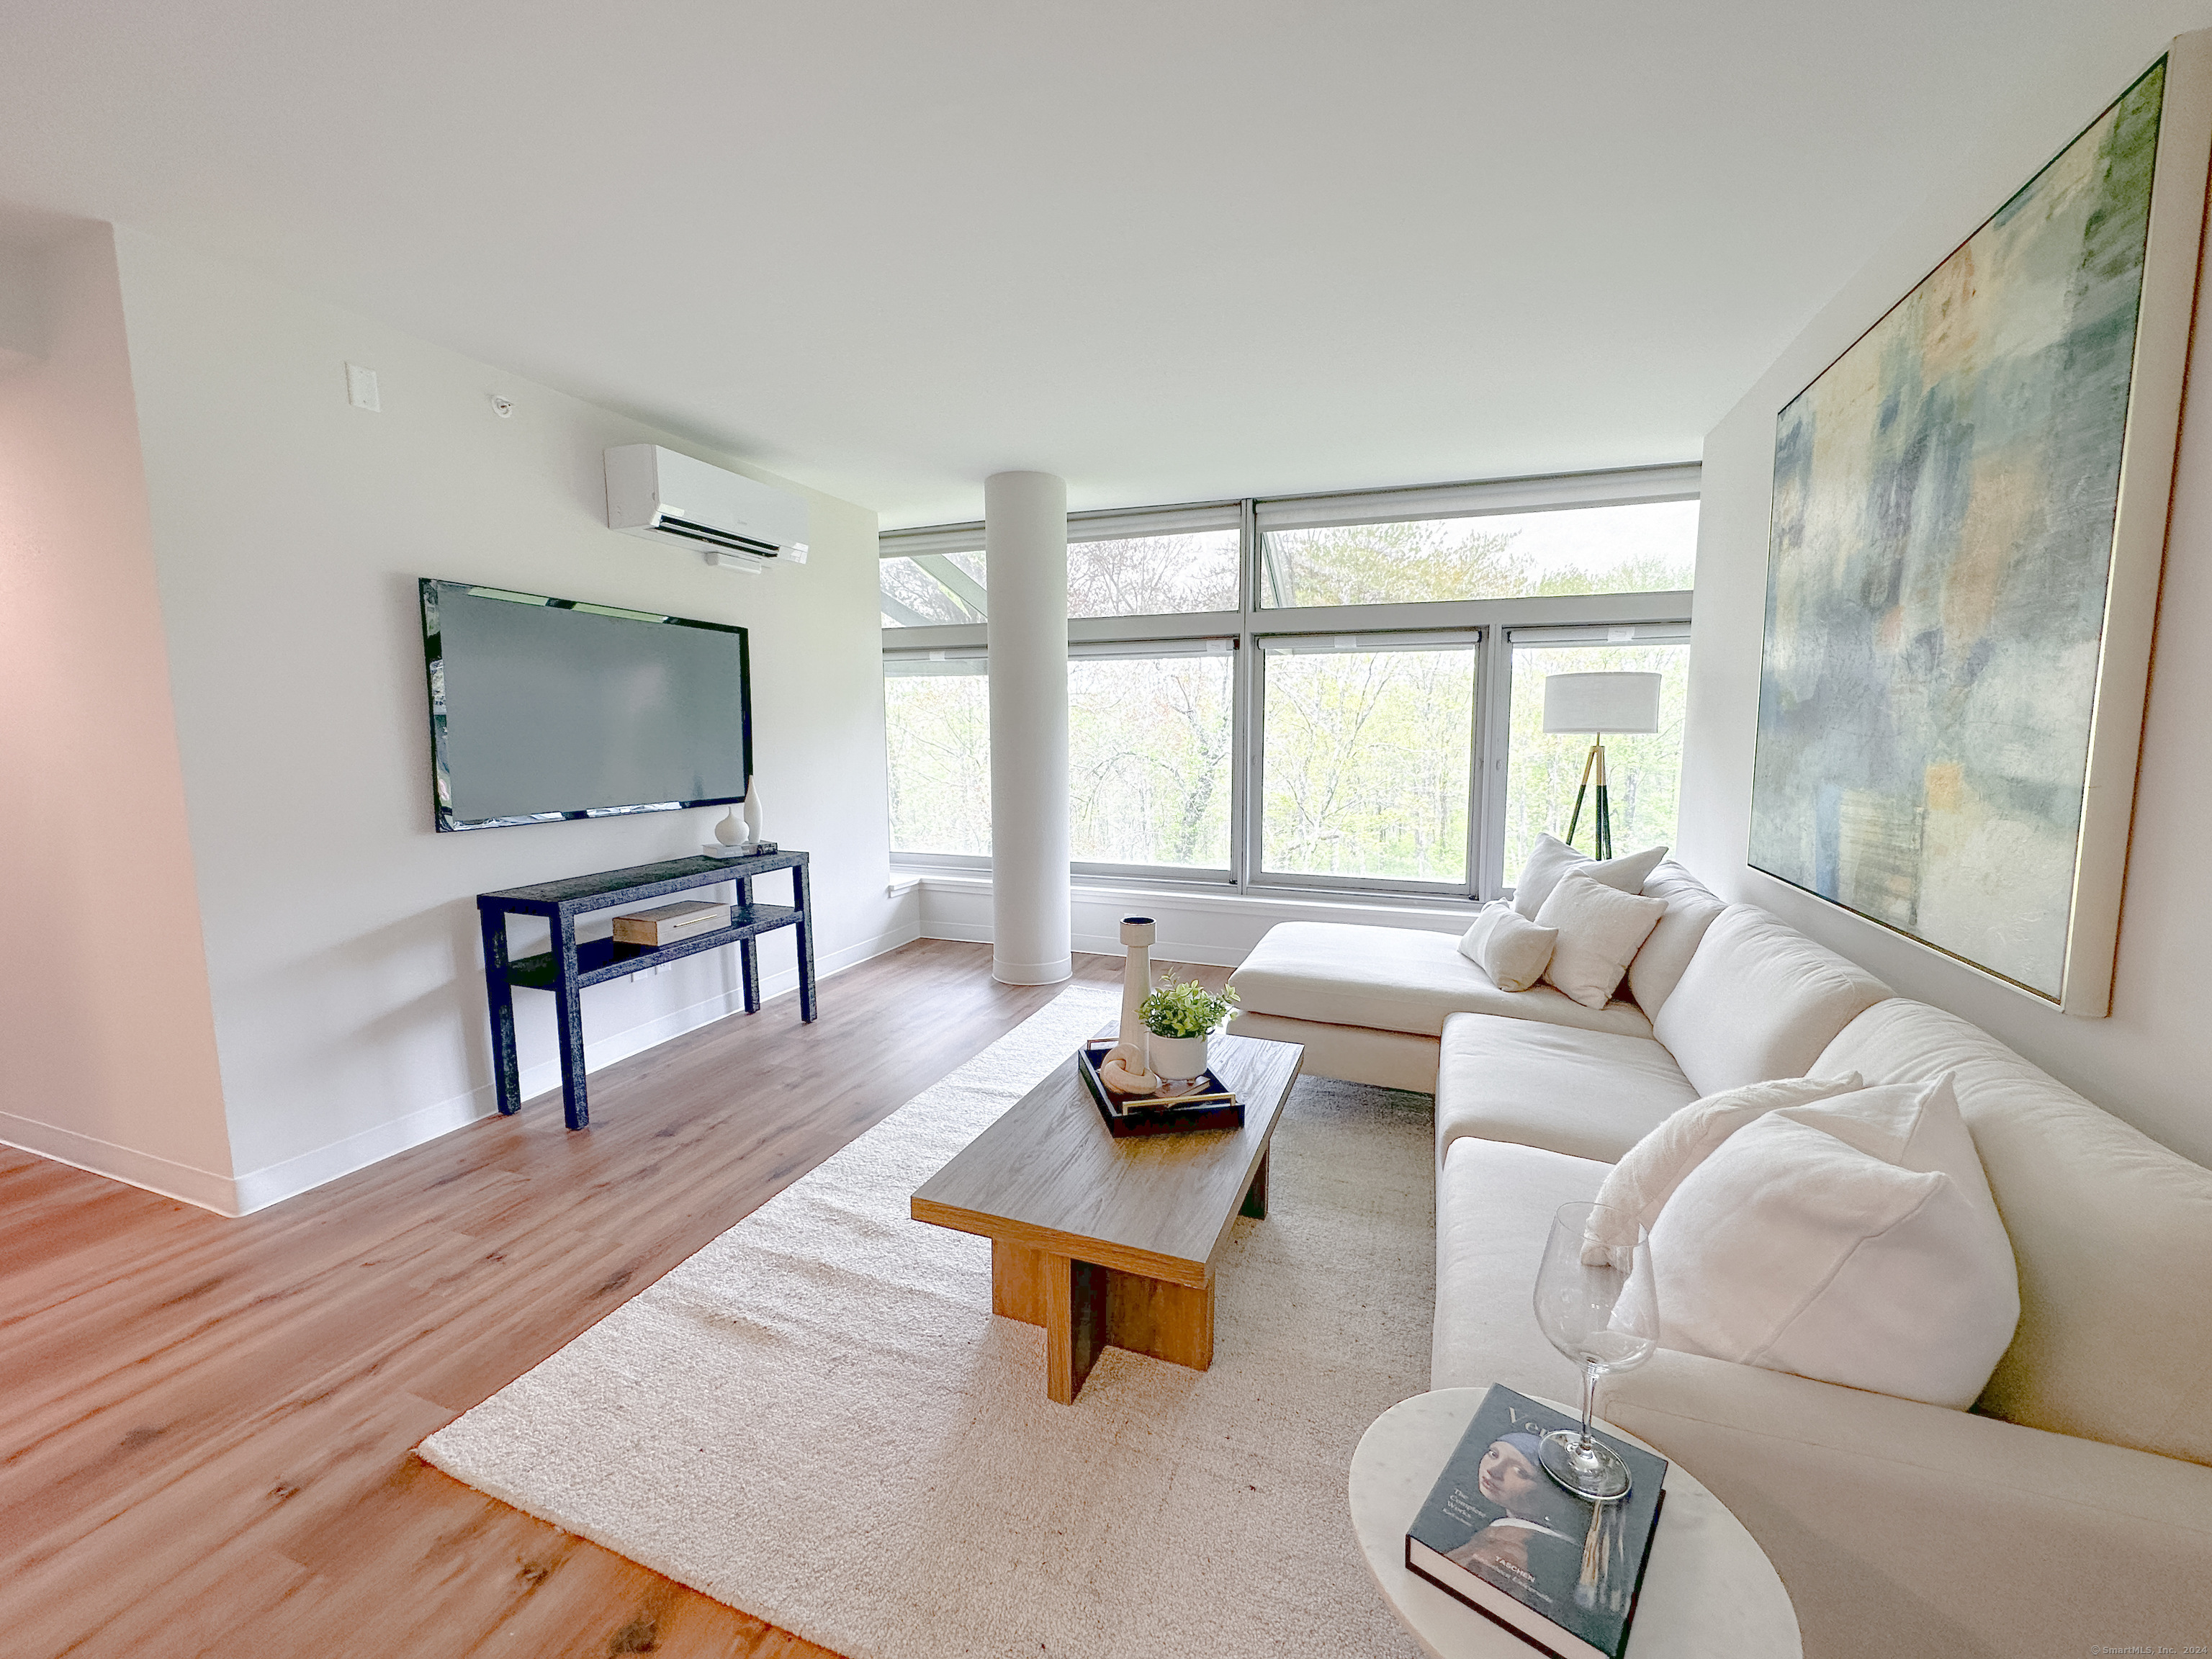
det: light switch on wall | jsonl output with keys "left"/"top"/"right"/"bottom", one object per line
{"left": 345, "top": 362, "right": 380, "bottom": 412}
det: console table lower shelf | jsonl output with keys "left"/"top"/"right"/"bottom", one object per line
{"left": 476, "top": 850, "right": 815, "bottom": 1129}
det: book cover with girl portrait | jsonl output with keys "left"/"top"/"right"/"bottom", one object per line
{"left": 1405, "top": 1387, "right": 1667, "bottom": 1659}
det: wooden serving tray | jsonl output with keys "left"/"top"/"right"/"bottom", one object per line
{"left": 1075, "top": 1041, "right": 1244, "bottom": 1138}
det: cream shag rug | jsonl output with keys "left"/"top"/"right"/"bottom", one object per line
{"left": 420, "top": 986, "right": 1434, "bottom": 1658}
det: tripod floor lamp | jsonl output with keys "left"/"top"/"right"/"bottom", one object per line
{"left": 1543, "top": 671, "right": 1663, "bottom": 860}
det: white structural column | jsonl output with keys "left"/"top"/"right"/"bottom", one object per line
{"left": 985, "top": 470, "right": 1071, "bottom": 985}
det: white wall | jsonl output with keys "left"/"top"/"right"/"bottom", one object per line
{"left": 104, "top": 228, "right": 907, "bottom": 1212}
{"left": 0, "top": 226, "right": 237, "bottom": 1206}
{"left": 1680, "top": 21, "right": 2212, "bottom": 1166}
{"left": 0, "top": 243, "right": 40, "bottom": 372}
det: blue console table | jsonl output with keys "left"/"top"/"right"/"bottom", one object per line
{"left": 477, "top": 850, "right": 815, "bottom": 1128}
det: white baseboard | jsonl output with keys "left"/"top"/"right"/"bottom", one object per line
{"left": 14, "top": 918, "right": 929, "bottom": 1220}
{"left": 1069, "top": 927, "right": 1246, "bottom": 968}
{"left": 230, "top": 1089, "right": 499, "bottom": 1215}
{"left": 0, "top": 1112, "right": 241, "bottom": 1215}
{"left": 920, "top": 920, "right": 1249, "bottom": 968}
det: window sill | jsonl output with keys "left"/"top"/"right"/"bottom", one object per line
{"left": 892, "top": 865, "right": 1478, "bottom": 926}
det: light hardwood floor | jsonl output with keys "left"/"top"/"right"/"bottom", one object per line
{"left": 0, "top": 940, "right": 1228, "bottom": 1659}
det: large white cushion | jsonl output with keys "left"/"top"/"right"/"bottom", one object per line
{"left": 1231, "top": 922, "right": 1651, "bottom": 1041}
{"left": 1432, "top": 1136, "right": 1605, "bottom": 1397}
{"left": 1509, "top": 833, "right": 1668, "bottom": 920}
{"left": 1436, "top": 1012, "right": 1696, "bottom": 1166}
{"left": 1650, "top": 904, "right": 1889, "bottom": 1094}
{"left": 1457, "top": 902, "right": 1556, "bottom": 992}
{"left": 1818, "top": 996, "right": 2212, "bottom": 1464}
{"left": 1533, "top": 871, "right": 1665, "bottom": 1010}
{"left": 1624, "top": 862, "right": 1726, "bottom": 1017}
{"left": 1584, "top": 1072, "right": 1865, "bottom": 1266}
{"left": 1648, "top": 1076, "right": 2020, "bottom": 1409}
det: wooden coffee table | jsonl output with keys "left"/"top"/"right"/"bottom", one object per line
{"left": 910, "top": 1030, "right": 1303, "bottom": 1403}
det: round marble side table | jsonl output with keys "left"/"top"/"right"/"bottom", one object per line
{"left": 1349, "top": 1388, "right": 1801, "bottom": 1658}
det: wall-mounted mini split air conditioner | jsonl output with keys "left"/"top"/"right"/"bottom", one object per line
{"left": 605, "top": 444, "right": 810, "bottom": 572}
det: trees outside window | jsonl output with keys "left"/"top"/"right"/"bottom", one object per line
{"left": 881, "top": 469, "right": 1696, "bottom": 896}
{"left": 883, "top": 528, "right": 1238, "bottom": 626}
{"left": 1068, "top": 533, "right": 1240, "bottom": 619}
{"left": 1261, "top": 644, "right": 1474, "bottom": 882}
{"left": 1070, "top": 652, "right": 1233, "bottom": 869}
{"left": 881, "top": 552, "right": 985, "bottom": 627}
{"left": 884, "top": 665, "right": 989, "bottom": 855}
{"left": 1260, "top": 500, "right": 1696, "bottom": 608}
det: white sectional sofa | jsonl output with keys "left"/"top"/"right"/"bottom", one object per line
{"left": 1228, "top": 863, "right": 2212, "bottom": 1659}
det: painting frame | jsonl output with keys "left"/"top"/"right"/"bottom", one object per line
{"left": 1749, "top": 36, "right": 2212, "bottom": 1017}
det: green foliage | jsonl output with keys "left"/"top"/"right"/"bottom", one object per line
{"left": 885, "top": 532, "right": 1242, "bottom": 864}
{"left": 884, "top": 533, "right": 1240, "bottom": 627}
{"left": 1138, "top": 975, "right": 1238, "bottom": 1039}
{"left": 1262, "top": 521, "right": 1526, "bottom": 607}
{"left": 885, "top": 671, "right": 992, "bottom": 854}
{"left": 882, "top": 511, "right": 1695, "bottom": 881}
{"left": 1069, "top": 655, "right": 1231, "bottom": 867}
{"left": 884, "top": 657, "right": 1238, "bottom": 866}
{"left": 1262, "top": 645, "right": 1472, "bottom": 881}
{"left": 1261, "top": 520, "right": 1693, "bottom": 608}
{"left": 1533, "top": 548, "right": 1696, "bottom": 598}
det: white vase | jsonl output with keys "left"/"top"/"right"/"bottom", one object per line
{"left": 1147, "top": 1033, "right": 1209, "bottom": 1083}
{"left": 713, "top": 804, "right": 746, "bottom": 847}
{"left": 742, "top": 775, "right": 762, "bottom": 845}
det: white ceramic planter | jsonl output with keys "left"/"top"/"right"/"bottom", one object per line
{"left": 1146, "top": 1033, "right": 1210, "bottom": 1082}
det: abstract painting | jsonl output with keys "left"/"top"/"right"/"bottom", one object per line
{"left": 1750, "top": 53, "right": 2206, "bottom": 1011}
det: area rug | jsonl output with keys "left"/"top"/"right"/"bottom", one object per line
{"left": 419, "top": 986, "right": 1434, "bottom": 1658}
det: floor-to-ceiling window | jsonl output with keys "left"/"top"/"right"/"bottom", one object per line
{"left": 881, "top": 466, "right": 1696, "bottom": 900}
{"left": 882, "top": 653, "right": 991, "bottom": 855}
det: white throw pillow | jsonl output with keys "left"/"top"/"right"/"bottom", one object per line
{"left": 1532, "top": 873, "right": 1666, "bottom": 1010}
{"left": 1648, "top": 1074, "right": 2021, "bottom": 1408}
{"left": 1511, "top": 833, "right": 1668, "bottom": 920}
{"left": 1583, "top": 1072, "right": 1865, "bottom": 1267}
{"left": 1457, "top": 902, "right": 1558, "bottom": 992}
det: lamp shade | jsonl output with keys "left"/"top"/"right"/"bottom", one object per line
{"left": 1543, "top": 671, "right": 1662, "bottom": 734}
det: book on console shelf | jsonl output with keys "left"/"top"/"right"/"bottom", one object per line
{"left": 1405, "top": 1385, "right": 1666, "bottom": 1659}
{"left": 1074, "top": 1041, "right": 1243, "bottom": 1138}
{"left": 611, "top": 900, "right": 732, "bottom": 947}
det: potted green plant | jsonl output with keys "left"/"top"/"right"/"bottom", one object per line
{"left": 1139, "top": 975, "right": 1238, "bottom": 1082}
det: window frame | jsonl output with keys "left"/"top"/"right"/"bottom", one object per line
{"left": 881, "top": 466, "right": 1697, "bottom": 899}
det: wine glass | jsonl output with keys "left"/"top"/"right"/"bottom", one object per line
{"left": 1530, "top": 1200, "right": 1660, "bottom": 1501}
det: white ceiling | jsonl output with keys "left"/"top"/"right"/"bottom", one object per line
{"left": 0, "top": 1, "right": 2183, "bottom": 526}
